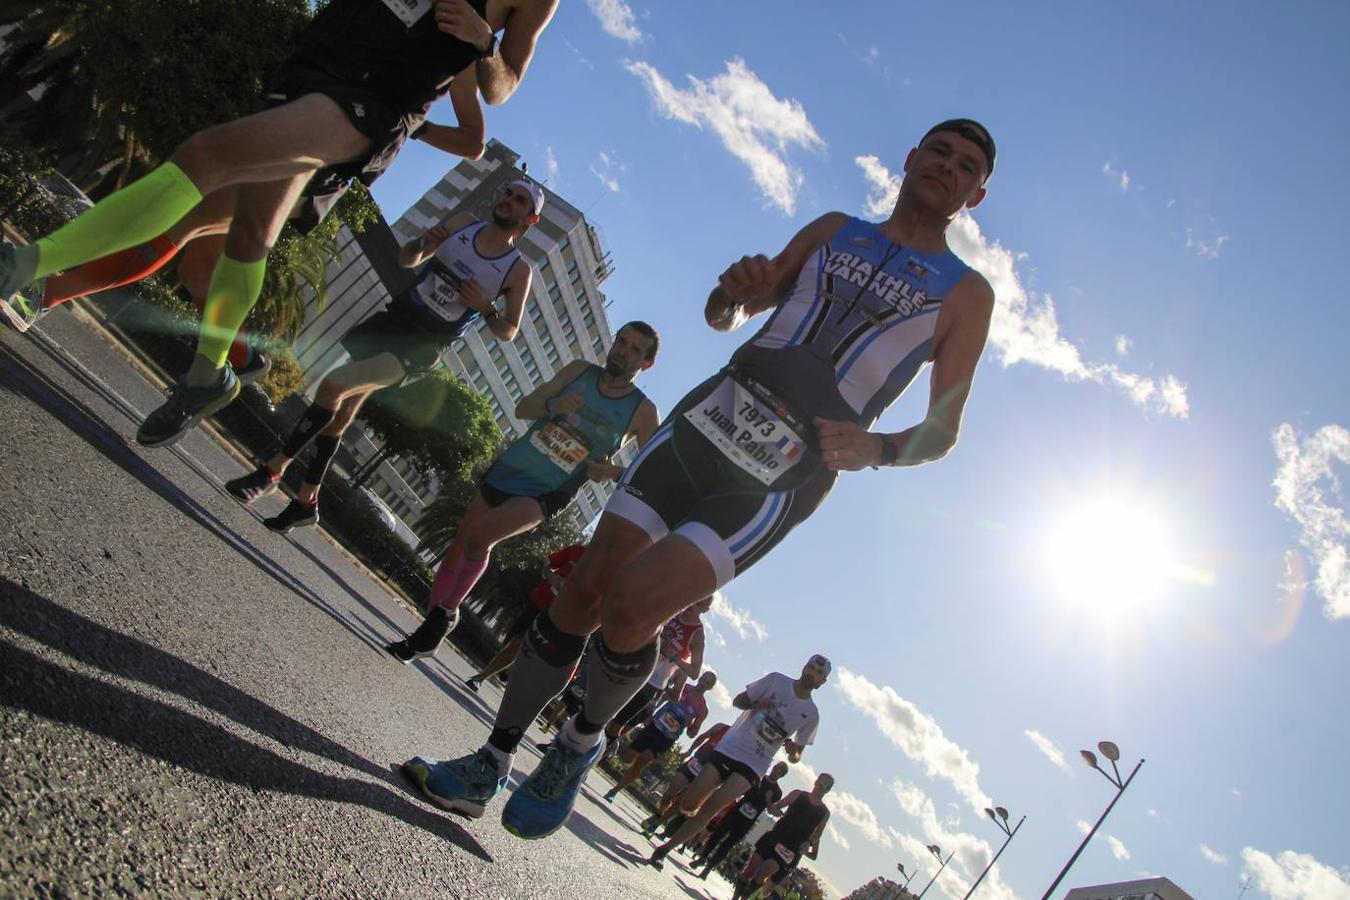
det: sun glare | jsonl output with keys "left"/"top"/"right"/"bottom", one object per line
{"left": 1044, "top": 495, "right": 1179, "bottom": 619}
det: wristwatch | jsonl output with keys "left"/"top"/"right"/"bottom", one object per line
{"left": 484, "top": 307, "right": 500, "bottom": 322}
{"left": 875, "top": 435, "right": 899, "bottom": 468}
{"left": 478, "top": 32, "right": 498, "bottom": 60}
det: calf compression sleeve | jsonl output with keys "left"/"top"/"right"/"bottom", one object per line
{"left": 34, "top": 163, "right": 201, "bottom": 279}
{"left": 487, "top": 612, "right": 587, "bottom": 755}
{"left": 198, "top": 255, "right": 265, "bottom": 368}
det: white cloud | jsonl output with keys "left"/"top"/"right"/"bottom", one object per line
{"left": 835, "top": 668, "right": 991, "bottom": 812}
{"left": 826, "top": 821, "right": 851, "bottom": 850}
{"left": 542, "top": 146, "right": 560, "bottom": 184}
{"left": 1107, "top": 835, "right": 1131, "bottom": 861}
{"left": 708, "top": 590, "right": 769, "bottom": 642}
{"left": 854, "top": 156, "right": 1190, "bottom": 420}
{"left": 890, "top": 780, "right": 1017, "bottom": 900}
{"left": 1102, "top": 161, "right": 1131, "bottom": 191}
{"left": 1185, "top": 228, "right": 1230, "bottom": 259}
{"left": 706, "top": 680, "right": 733, "bottom": 711}
{"left": 584, "top": 0, "right": 642, "bottom": 43}
{"left": 1242, "top": 847, "right": 1350, "bottom": 899}
{"left": 1273, "top": 424, "right": 1350, "bottom": 619}
{"left": 1147, "top": 808, "right": 1159, "bottom": 818}
{"left": 1201, "top": 843, "right": 1229, "bottom": 865}
{"left": 827, "top": 790, "right": 894, "bottom": 848}
{"left": 1076, "top": 819, "right": 1092, "bottom": 835}
{"left": 1115, "top": 335, "right": 1132, "bottom": 356}
{"left": 589, "top": 150, "right": 623, "bottom": 193}
{"left": 626, "top": 59, "right": 824, "bottom": 214}
{"left": 1024, "top": 729, "right": 1072, "bottom": 775}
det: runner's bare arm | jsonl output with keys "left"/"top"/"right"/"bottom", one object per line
{"left": 584, "top": 397, "right": 658, "bottom": 481}
{"left": 483, "top": 259, "right": 530, "bottom": 341}
{"left": 686, "top": 722, "right": 723, "bottom": 755}
{"left": 769, "top": 790, "right": 804, "bottom": 816}
{"left": 805, "top": 813, "right": 828, "bottom": 858}
{"left": 412, "top": 63, "right": 485, "bottom": 159}
{"left": 704, "top": 212, "right": 849, "bottom": 332}
{"left": 513, "top": 358, "right": 590, "bottom": 420}
{"left": 673, "top": 627, "right": 705, "bottom": 680}
{"left": 398, "top": 210, "right": 477, "bottom": 267}
{"left": 783, "top": 738, "right": 805, "bottom": 763}
{"left": 814, "top": 272, "right": 995, "bottom": 470}
{"left": 687, "top": 707, "right": 708, "bottom": 737}
{"left": 477, "top": 0, "right": 557, "bottom": 105}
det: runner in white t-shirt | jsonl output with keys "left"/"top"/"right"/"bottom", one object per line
{"left": 644, "top": 654, "right": 829, "bottom": 870}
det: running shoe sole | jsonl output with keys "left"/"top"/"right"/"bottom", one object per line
{"left": 136, "top": 377, "right": 242, "bottom": 448}
{"left": 384, "top": 642, "right": 436, "bottom": 665}
{"left": 235, "top": 352, "right": 272, "bottom": 387}
{"left": 400, "top": 759, "right": 488, "bottom": 819}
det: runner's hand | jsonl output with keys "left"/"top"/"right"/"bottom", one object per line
{"left": 547, "top": 388, "right": 585, "bottom": 417}
{"left": 813, "top": 417, "right": 884, "bottom": 471}
{"left": 434, "top": 0, "right": 493, "bottom": 50}
{"left": 458, "top": 277, "right": 492, "bottom": 314}
{"left": 421, "top": 222, "right": 454, "bottom": 250}
{"left": 585, "top": 458, "right": 617, "bottom": 483}
{"left": 718, "top": 254, "right": 777, "bottom": 304}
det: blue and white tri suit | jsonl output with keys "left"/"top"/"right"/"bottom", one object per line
{"left": 606, "top": 216, "right": 976, "bottom": 587}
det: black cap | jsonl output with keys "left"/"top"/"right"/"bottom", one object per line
{"left": 921, "top": 119, "right": 996, "bottom": 179}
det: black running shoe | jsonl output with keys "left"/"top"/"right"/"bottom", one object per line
{"left": 263, "top": 498, "right": 318, "bottom": 533}
{"left": 235, "top": 349, "right": 272, "bottom": 386}
{"left": 464, "top": 676, "right": 482, "bottom": 693}
{"left": 136, "top": 367, "right": 241, "bottom": 448}
{"left": 385, "top": 639, "right": 435, "bottom": 665}
{"left": 225, "top": 465, "right": 280, "bottom": 504}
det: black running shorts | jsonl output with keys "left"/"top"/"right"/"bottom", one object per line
{"left": 629, "top": 722, "right": 678, "bottom": 757}
{"left": 606, "top": 370, "right": 836, "bottom": 589}
{"left": 707, "top": 750, "right": 760, "bottom": 790}
{"left": 754, "top": 832, "right": 801, "bottom": 871}
{"left": 612, "top": 683, "right": 663, "bottom": 732}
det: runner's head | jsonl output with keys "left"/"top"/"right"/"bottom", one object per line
{"left": 899, "top": 118, "right": 994, "bottom": 216}
{"left": 491, "top": 179, "right": 544, "bottom": 235}
{"left": 696, "top": 669, "right": 718, "bottom": 691}
{"left": 768, "top": 761, "right": 789, "bottom": 781}
{"left": 812, "top": 772, "right": 835, "bottom": 796}
{"left": 800, "top": 653, "right": 831, "bottom": 688}
{"left": 685, "top": 593, "right": 715, "bottom": 617}
{"left": 603, "top": 321, "right": 660, "bottom": 380}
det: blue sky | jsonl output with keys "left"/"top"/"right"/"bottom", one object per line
{"left": 372, "top": 2, "right": 1350, "bottom": 897}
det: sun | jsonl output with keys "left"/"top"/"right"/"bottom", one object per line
{"left": 1044, "top": 494, "right": 1179, "bottom": 619}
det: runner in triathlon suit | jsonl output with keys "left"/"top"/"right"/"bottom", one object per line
{"left": 389, "top": 120, "right": 998, "bottom": 839}
{"left": 602, "top": 599, "right": 710, "bottom": 755}
{"left": 646, "top": 657, "right": 827, "bottom": 869}
{"left": 1, "top": 0, "right": 559, "bottom": 448}
{"left": 639, "top": 721, "right": 730, "bottom": 837}
{"left": 734, "top": 774, "right": 833, "bottom": 900}
{"left": 603, "top": 670, "right": 715, "bottom": 803}
{"left": 466, "top": 543, "right": 586, "bottom": 692}
{"left": 693, "top": 761, "right": 788, "bottom": 879}
{"left": 0, "top": 83, "right": 487, "bottom": 388}
{"left": 223, "top": 181, "right": 539, "bottom": 531}
{"left": 385, "top": 324, "right": 660, "bottom": 665}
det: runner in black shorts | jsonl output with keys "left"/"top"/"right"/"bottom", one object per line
{"left": 603, "top": 671, "right": 714, "bottom": 803}
{"left": 694, "top": 761, "right": 787, "bottom": 879}
{"left": 735, "top": 774, "right": 833, "bottom": 900}
{"left": 640, "top": 721, "right": 729, "bottom": 837}
{"left": 3, "top": 0, "right": 559, "bottom": 449}
{"left": 224, "top": 183, "right": 540, "bottom": 531}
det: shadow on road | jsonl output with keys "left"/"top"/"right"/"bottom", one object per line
{"left": 0, "top": 346, "right": 386, "bottom": 656}
{"left": 565, "top": 809, "right": 652, "bottom": 871}
{"left": 0, "top": 610, "right": 491, "bottom": 861}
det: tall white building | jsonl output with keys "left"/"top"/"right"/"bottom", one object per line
{"left": 290, "top": 139, "right": 630, "bottom": 531}
{"left": 1063, "top": 876, "right": 1195, "bottom": 900}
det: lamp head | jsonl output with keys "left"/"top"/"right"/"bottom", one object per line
{"left": 1098, "top": 741, "right": 1121, "bottom": 762}
{"left": 1080, "top": 749, "right": 1099, "bottom": 769}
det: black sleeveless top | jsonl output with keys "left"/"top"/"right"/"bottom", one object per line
{"left": 297, "top": 0, "right": 488, "bottom": 111}
{"left": 769, "top": 794, "right": 828, "bottom": 848}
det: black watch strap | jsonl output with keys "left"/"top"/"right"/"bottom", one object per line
{"left": 877, "top": 436, "right": 900, "bottom": 467}
{"left": 478, "top": 33, "right": 498, "bottom": 60}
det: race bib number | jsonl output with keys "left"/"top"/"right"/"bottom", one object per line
{"left": 755, "top": 711, "right": 788, "bottom": 747}
{"left": 685, "top": 758, "right": 703, "bottom": 777}
{"left": 774, "top": 844, "right": 796, "bottom": 865}
{"left": 737, "top": 801, "right": 758, "bottom": 818}
{"left": 656, "top": 711, "right": 683, "bottom": 737}
{"left": 381, "top": 0, "right": 431, "bottom": 26}
{"left": 683, "top": 376, "right": 806, "bottom": 486}
{"left": 529, "top": 421, "right": 591, "bottom": 473}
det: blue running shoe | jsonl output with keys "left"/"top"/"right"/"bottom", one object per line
{"left": 136, "top": 367, "right": 240, "bottom": 448}
{"left": 401, "top": 750, "right": 506, "bottom": 820}
{"left": 501, "top": 736, "right": 605, "bottom": 840}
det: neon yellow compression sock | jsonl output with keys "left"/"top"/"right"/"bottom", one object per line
{"left": 33, "top": 162, "right": 202, "bottom": 279}
{"left": 197, "top": 255, "right": 266, "bottom": 369}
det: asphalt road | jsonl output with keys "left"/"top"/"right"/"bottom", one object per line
{"left": 0, "top": 299, "right": 733, "bottom": 899}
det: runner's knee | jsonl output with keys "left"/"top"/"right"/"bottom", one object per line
{"left": 598, "top": 568, "right": 665, "bottom": 645}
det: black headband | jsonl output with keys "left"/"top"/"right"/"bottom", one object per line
{"left": 921, "top": 119, "right": 996, "bottom": 178}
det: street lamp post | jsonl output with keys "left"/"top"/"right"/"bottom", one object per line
{"left": 1041, "top": 741, "right": 1145, "bottom": 900}
{"left": 916, "top": 844, "right": 955, "bottom": 899}
{"left": 896, "top": 862, "right": 916, "bottom": 887}
{"left": 962, "top": 806, "right": 1026, "bottom": 899}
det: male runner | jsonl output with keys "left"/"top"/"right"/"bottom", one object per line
{"left": 601, "top": 596, "right": 710, "bottom": 757}
{"left": 639, "top": 720, "right": 730, "bottom": 838}
{"left": 602, "top": 669, "right": 715, "bottom": 803}
{"left": 733, "top": 773, "right": 833, "bottom": 900}
{"left": 222, "top": 180, "right": 539, "bottom": 532}
{"left": 465, "top": 543, "right": 585, "bottom": 692}
{"left": 693, "top": 761, "right": 788, "bottom": 879}
{"left": 646, "top": 657, "right": 826, "bottom": 869}
{"left": 1, "top": 0, "right": 558, "bottom": 447}
{"left": 2, "top": 90, "right": 488, "bottom": 386}
{"left": 392, "top": 118, "right": 997, "bottom": 839}
{"left": 384, "top": 322, "right": 660, "bottom": 665}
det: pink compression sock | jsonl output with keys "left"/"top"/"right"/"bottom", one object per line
{"left": 428, "top": 552, "right": 489, "bottom": 611}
